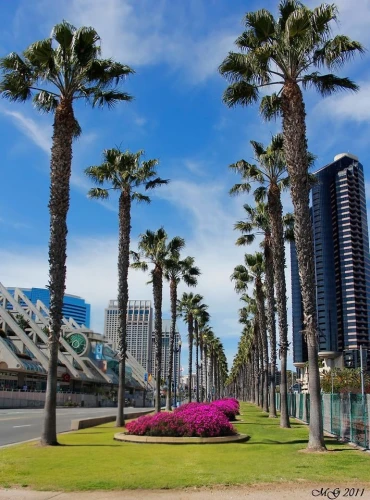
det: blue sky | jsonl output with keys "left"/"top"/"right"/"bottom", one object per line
{"left": 1, "top": 0, "right": 370, "bottom": 374}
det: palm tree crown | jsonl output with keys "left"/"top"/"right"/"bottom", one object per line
{"left": 86, "top": 148, "right": 168, "bottom": 201}
{"left": 219, "top": 1, "right": 363, "bottom": 115}
{"left": 0, "top": 20, "right": 134, "bottom": 117}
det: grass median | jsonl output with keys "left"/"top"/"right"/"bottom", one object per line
{"left": 0, "top": 402, "right": 369, "bottom": 491}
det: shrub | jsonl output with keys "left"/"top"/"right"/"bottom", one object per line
{"left": 210, "top": 398, "right": 240, "bottom": 421}
{"left": 126, "top": 401, "right": 236, "bottom": 438}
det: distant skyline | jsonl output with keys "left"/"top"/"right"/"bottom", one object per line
{"left": 1, "top": 0, "right": 370, "bottom": 373}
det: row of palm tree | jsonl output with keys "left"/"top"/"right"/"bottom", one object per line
{"left": 0, "top": 19, "right": 228, "bottom": 443}
{"left": 177, "top": 293, "right": 228, "bottom": 403}
{"left": 219, "top": 0, "right": 363, "bottom": 451}
{"left": 0, "top": 21, "right": 135, "bottom": 445}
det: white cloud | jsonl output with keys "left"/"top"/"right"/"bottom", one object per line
{"left": 0, "top": 176, "right": 261, "bottom": 370}
{"left": 316, "top": 82, "right": 370, "bottom": 124}
{"left": 1, "top": 109, "right": 51, "bottom": 154}
{"left": 36, "top": 0, "right": 238, "bottom": 85}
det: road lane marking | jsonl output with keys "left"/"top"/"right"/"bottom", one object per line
{"left": 13, "top": 425, "right": 31, "bottom": 428}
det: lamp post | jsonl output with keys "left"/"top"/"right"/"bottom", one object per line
{"left": 173, "top": 340, "right": 182, "bottom": 408}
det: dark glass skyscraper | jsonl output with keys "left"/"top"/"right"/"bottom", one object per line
{"left": 292, "top": 153, "right": 370, "bottom": 367}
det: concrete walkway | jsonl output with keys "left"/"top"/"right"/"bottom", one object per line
{"left": 1, "top": 484, "right": 370, "bottom": 500}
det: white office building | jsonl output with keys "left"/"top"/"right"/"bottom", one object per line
{"left": 104, "top": 300, "right": 153, "bottom": 371}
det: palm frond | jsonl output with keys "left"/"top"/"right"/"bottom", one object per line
{"left": 313, "top": 35, "right": 365, "bottom": 70}
{"left": 244, "top": 9, "right": 276, "bottom": 41}
{"left": 229, "top": 182, "right": 251, "bottom": 196}
{"left": 132, "top": 193, "right": 150, "bottom": 204}
{"left": 260, "top": 93, "right": 282, "bottom": 121}
{"left": 145, "top": 177, "right": 169, "bottom": 190}
{"left": 87, "top": 187, "right": 109, "bottom": 199}
{"left": 51, "top": 20, "right": 75, "bottom": 48}
{"left": 301, "top": 72, "right": 359, "bottom": 96}
{"left": 222, "top": 81, "right": 259, "bottom": 108}
{"left": 91, "top": 89, "right": 133, "bottom": 108}
{"left": 32, "top": 91, "right": 58, "bottom": 112}
{"left": 236, "top": 235, "right": 256, "bottom": 246}
{"left": 253, "top": 186, "right": 267, "bottom": 202}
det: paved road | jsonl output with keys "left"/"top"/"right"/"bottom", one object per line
{"left": 0, "top": 407, "right": 147, "bottom": 446}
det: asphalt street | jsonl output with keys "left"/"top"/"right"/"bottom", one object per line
{"left": 0, "top": 407, "right": 145, "bottom": 446}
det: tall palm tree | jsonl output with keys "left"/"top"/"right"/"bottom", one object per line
{"left": 219, "top": 1, "right": 363, "bottom": 451}
{"left": 177, "top": 292, "right": 203, "bottom": 402}
{"left": 234, "top": 201, "right": 278, "bottom": 419}
{"left": 195, "top": 304, "right": 210, "bottom": 402}
{"left": 240, "top": 294, "right": 261, "bottom": 405}
{"left": 230, "top": 134, "right": 308, "bottom": 425}
{"left": 85, "top": 148, "right": 167, "bottom": 426}
{"left": 193, "top": 303, "right": 209, "bottom": 402}
{"left": 163, "top": 254, "right": 200, "bottom": 410}
{"left": 0, "top": 21, "right": 134, "bottom": 445}
{"left": 201, "top": 325, "right": 214, "bottom": 402}
{"left": 131, "top": 229, "right": 183, "bottom": 413}
{"left": 231, "top": 253, "right": 269, "bottom": 412}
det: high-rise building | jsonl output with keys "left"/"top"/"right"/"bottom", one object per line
{"left": 291, "top": 153, "right": 370, "bottom": 370}
{"left": 6, "top": 287, "right": 91, "bottom": 327}
{"left": 151, "top": 319, "right": 181, "bottom": 382}
{"left": 104, "top": 300, "right": 153, "bottom": 371}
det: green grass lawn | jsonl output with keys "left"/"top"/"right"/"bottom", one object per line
{"left": 0, "top": 403, "right": 369, "bottom": 491}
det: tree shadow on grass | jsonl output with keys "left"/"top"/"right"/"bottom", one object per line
{"left": 247, "top": 439, "right": 309, "bottom": 445}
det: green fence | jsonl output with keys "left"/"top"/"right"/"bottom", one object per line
{"left": 276, "top": 393, "right": 369, "bottom": 449}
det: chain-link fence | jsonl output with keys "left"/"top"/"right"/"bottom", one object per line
{"left": 276, "top": 393, "right": 369, "bottom": 449}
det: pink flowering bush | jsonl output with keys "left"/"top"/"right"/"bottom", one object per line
{"left": 210, "top": 398, "right": 240, "bottom": 421}
{"left": 126, "top": 400, "right": 236, "bottom": 438}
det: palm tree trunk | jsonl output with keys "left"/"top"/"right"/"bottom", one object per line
{"left": 116, "top": 190, "right": 131, "bottom": 427}
{"left": 194, "top": 320, "right": 199, "bottom": 402}
{"left": 256, "top": 283, "right": 269, "bottom": 413}
{"left": 41, "top": 99, "right": 75, "bottom": 446}
{"left": 204, "top": 347, "right": 208, "bottom": 401}
{"left": 253, "top": 342, "right": 259, "bottom": 405}
{"left": 187, "top": 315, "right": 193, "bottom": 403}
{"left": 268, "top": 185, "right": 290, "bottom": 427}
{"left": 282, "top": 81, "right": 325, "bottom": 451}
{"left": 153, "top": 265, "right": 163, "bottom": 413}
{"left": 199, "top": 335, "right": 204, "bottom": 401}
{"left": 264, "top": 240, "right": 277, "bottom": 418}
{"left": 166, "top": 279, "right": 177, "bottom": 411}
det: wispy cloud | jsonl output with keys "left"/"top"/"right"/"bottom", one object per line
{"left": 1, "top": 109, "right": 51, "bottom": 153}
{"left": 315, "top": 81, "right": 370, "bottom": 124}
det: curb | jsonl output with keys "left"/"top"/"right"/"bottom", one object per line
{"left": 114, "top": 432, "right": 249, "bottom": 444}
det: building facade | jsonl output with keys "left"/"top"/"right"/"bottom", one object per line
{"left": 0, "top": 285, "right": 153, "bottom": 395}
{"left": 104, "top": 300, "right": 153, "bottom": 371}
{"left": 291, "top": 153, "right": 370, "bottom": 371}
{"left": 6, "top": 287, "right": 91, "bottom": 327}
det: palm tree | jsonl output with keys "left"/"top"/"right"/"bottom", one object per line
{"left": 177, "top": 292, "right": 203, "bottom": 402}
{"left": 194, "top": 303, "right": 209, "bottom": 402}
{"left": 219, "top": 1, "right": 363, "bottom": 451}
{"left": 195, "top": 304, "right": 210, "bottom": 402}
{"left": 240, "top": 294, "right": 261, "bottom": 405}
{"left": 230, "top": 134, "right": 308, "bottom": 425}
{"left": 85, "top": 148, "right": 167, "bottom": 426}
{"left": 234, "top": 201, "right": 278, "bottom": 419}
{"left": 201, "top": 325, "right": 214, "bottom": 402}
{"left": 131, "top": 228, "right": 183, "bottom": 413}
{"left": 0, "top": 21, "right": 134, "bottom": 445}
{"left": 231, "top": 253, "right": 269, "bottom": 412}
{"left": 163, "top": 254, "right": 200, "bottom": 410}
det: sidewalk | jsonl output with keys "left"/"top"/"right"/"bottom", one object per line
{"left": 1, "top": 484, "right": 370, "bottom": 500}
